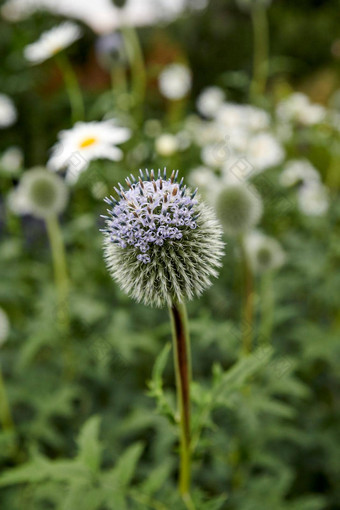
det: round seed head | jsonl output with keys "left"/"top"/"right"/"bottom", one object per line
{"left": 17, "top": 168, "right": 69, "bottom": 219}
{"left": 216, "top": 184, "right": 263, "bottom": 236}
{"left": 102, "top": 169, "right": 224, "bottom": 308}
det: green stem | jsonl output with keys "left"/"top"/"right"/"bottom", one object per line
{"left": 46, "top": 215, "right": 73, "bottom": 376}
{"left": 0, "top": 365, "right": 14, "bottom": 431}
{"left": 169, "top": 301, "right": 195, "bottom": 510}
{"left": 239, "top": 237, "right": 254, "bottom": 355}
{"left": 56, "top": 53, "right": 84, "bottom": 124}
{"left": 121, "top": 27, "right": 146, "bottom": 121}
{"left": 259, "top": 271, "right": 274, "bottom": 344}
{"left": 250, "top": 2, "right": 269, "bottom": 101}
{"left": 326, "top": 140, "right": 340, "bottom": 190}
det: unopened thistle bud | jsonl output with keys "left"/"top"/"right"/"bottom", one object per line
{"left": 101, "top": 169, "right": 224, "bottom": 308}
{"left": 244, "top": 231, "right": 286, "bottom": 274}
{"left": 11, "top": 168, "right": 68, "bottom": 219}
{"left": 216, "top": 184, "right": 263, "bottom": 236}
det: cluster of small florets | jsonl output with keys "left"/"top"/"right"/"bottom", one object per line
{"left": 102, "top": 169, "right": 199, "bottom": 264}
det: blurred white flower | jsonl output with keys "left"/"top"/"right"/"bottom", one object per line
{"left": 2, "top": 0, "right": 208, "bottom": 34}
{"left": 247, "top": 105, "right": 271, "bottom": 131}
{"left": 298, "top": 182, "right": 329, "bottom": 216}
{"left": 245, "top": 132, "right": 284, "bottom": 172}
{"left": 0, "top": 146, "right": 23, "bottom": 174}
{"left": 48, "top": 120, "right": 131, "bottom": 183}
{"left": 244, "top": 230, "right": 286, "bottom": 274}
{"left": 196, "top": 86, "right": 225, "bottom": 118}
{"left": 277, "top": 93, "right": 326, "bottom": 126}
{"left": 280, "top": 159, "right": 320, "bottom": 187}
{"left": 215, "top": 103, "right": 269, "bottom": 132}
{"left": 0, "top": 307, "right": 10, "bottom": 347}
{"left": 158, "top": 64, "right": 192, "bottom": 100}
{"left": 0, "top": 94, "right": 17, "bottom": 128}
{"left": 216, "top": 103, "right": 248, "bottom": 130}
{"left": 189, "top": 166, "right": 220, "bottom": 199}
{"left": 201, "top": 144, "right": 227, "bottom": 168}
{"left": 24, "top": 22, "right": 82, "bottom": 64}
{"left": 155, "top": 133, "right": 178, "bottom": 156}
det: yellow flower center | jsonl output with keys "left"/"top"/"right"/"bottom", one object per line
{"left": 79, "top": 136, "right": 97, "bottom": 149}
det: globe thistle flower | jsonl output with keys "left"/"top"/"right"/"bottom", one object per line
{"left": 10, "top": 168, "right": 69, "bottom": 219}
{"left": 244, "top": 231, "right": 286, "bottom": 274}
{"left": 24, "top": 22, "right": 82, "bottom": 64}
{"left": 48, "top": 120, "right": 131, "bottom": 183}
{"left": 0, "top": 307, "right": 9, "bottom": 347}
{"left": 0, "top": 93, "right": 17, "bottom": 128}
{"left": 158, "top": 64, "right": 192, "bottom": 101}
{"left": 102, "top": 169, "right": 224, "bottom": 308}
{"left": 216, "top": 184, "right": 263, "bottom": 236}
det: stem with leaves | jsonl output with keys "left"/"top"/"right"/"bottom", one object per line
{"left": 239, "top": 236, "right": 254, "bottom": 355}
{"left": 56, "top": 52, "right": 84, "bottom": 124}
{"left": 259, "top": 271, "right": 274, "bottom": 344}
{"left": 0, "top": 365, "right": 14, "bottom": 431}
{"left": 121, "top": 27, "right": 146, "bottom": 122}
{"left": 169, "top": 301, "right": 195, "bottom": 510}
{"left": 46, "top": 215, "right": 73, "bottom": 377}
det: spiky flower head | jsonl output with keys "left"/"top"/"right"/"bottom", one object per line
{"left": 216, "top": 184, "right": 263, "bottom": 236}
{"left": 244, "top": 231, "right": 286, "bottom": 274}
{"left": 102, "top": 169, "right": 224, "bottom": 308}
{"left": 11, "top": 168, "right": 69, "bottom": 219}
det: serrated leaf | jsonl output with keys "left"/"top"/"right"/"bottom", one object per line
{"left": 76, "top": 416, "right": 102, "bottom": 474}
{"left": 104, "top": 442, "right": 144, "bottom": 489}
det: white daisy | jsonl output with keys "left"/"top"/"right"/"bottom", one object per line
{"left": 158, "top": 64, "right": 192, "bottom": 100}
{"left": 280, "top": 159, "right": 320, "bottom": 187}
{"left": 245, "top": 132, "right": 285, "bottom": 172}
{"left": 298, "top": 182, "right": 329, "bottom": 216}
{"left": 24, "top": 22, "right": 82, "bottom": 64}
{"left": 47, "top": 120, "right": 131, "bottom": 183}
{"left": 2, "top": 0, "right": 207, "bottom": 34}
{"left": 196, "top": 86, "right": 225, "bottom": 118}
{"left": 0, "top": 94, "right": 17, "bottom": 128}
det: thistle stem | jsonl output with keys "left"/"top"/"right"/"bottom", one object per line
{"left": 121, "top": 27, "right": 146, "bottom": 121}
{"left": 239, "top": 237, "right": 254, "bottom": 355}
{"left": 169, "top": 301, "right": 195, "bottom": 509}
{"left": 250, "top": 2, "right": 269, "bottom": 101}
{"left": 0, "top": 365, "right": 14, "bottom": 431}
{"left": 56, "top": 53, "right": 84, "bottom": 124}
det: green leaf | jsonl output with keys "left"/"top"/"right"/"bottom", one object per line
{"left": 104, "top": 442, "right": 144, "bottom": 489}
{"left": 76, "top": 416, "right": 102, "bottom": 474}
